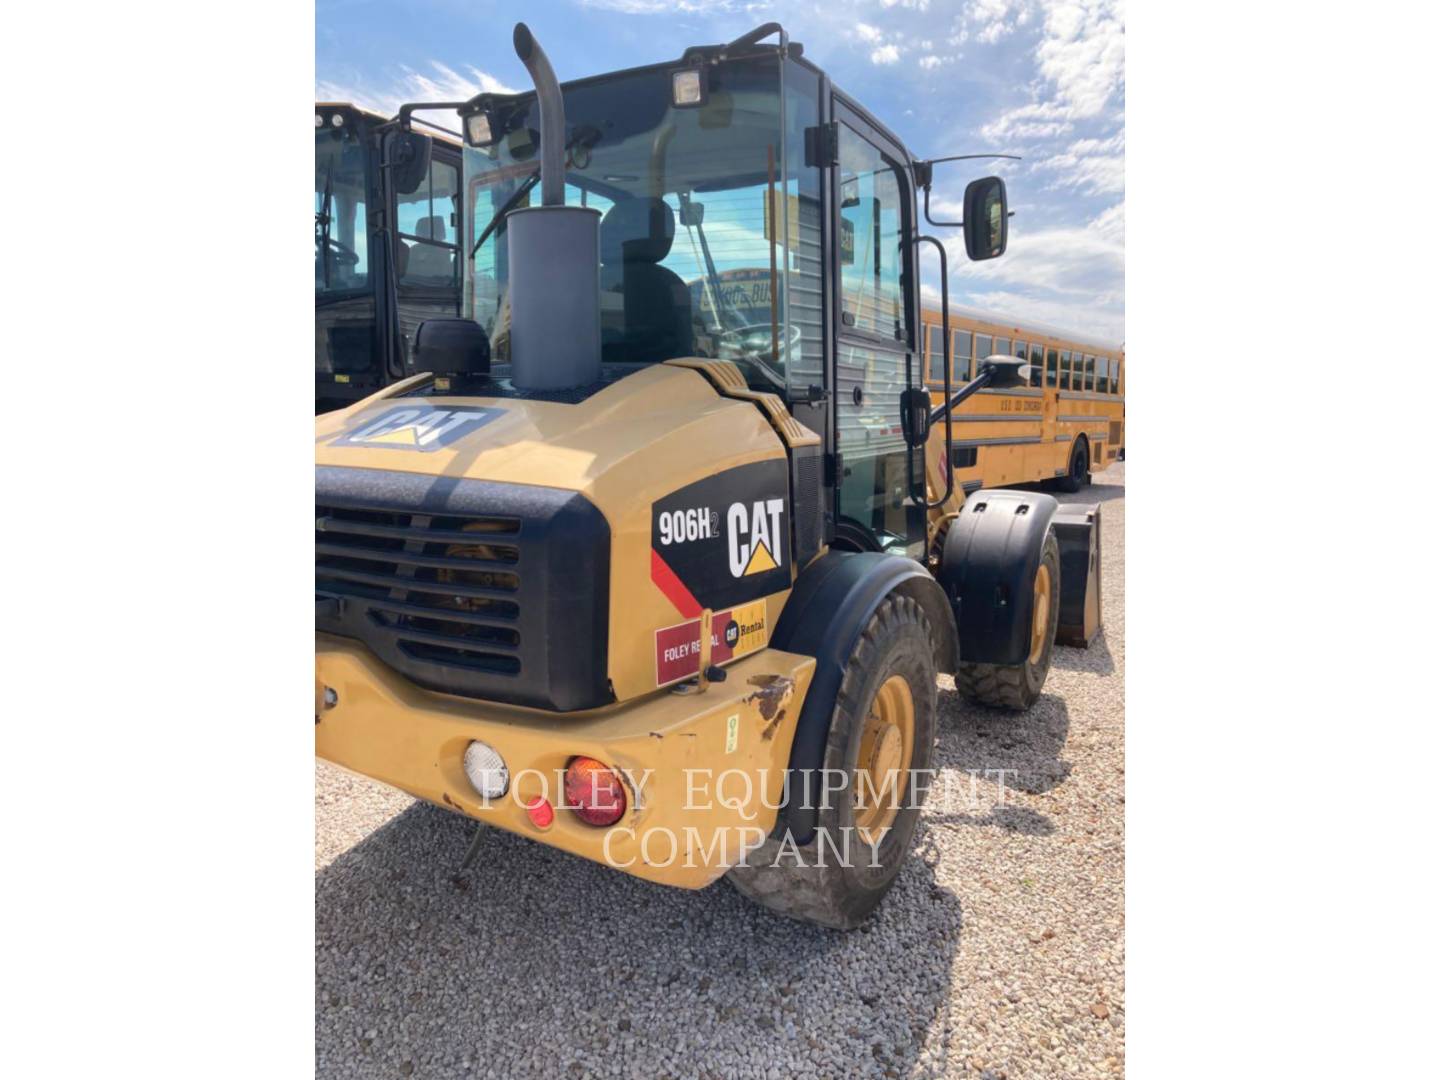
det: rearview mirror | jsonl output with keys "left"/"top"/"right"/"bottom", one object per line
{"left": 385, "top": 130, "right": 433, "bottom": 195}
{"left": 978, "top": 355, "right": 1030, "bottom": 389}
{"left": 408, "top": 318, "right": 491, "bottom": 376}
{"left": 963, "top": 176, "right": 1008, "bottom": 261}
{"left": 900, "top": 387, "right": 932, "bottom": 448}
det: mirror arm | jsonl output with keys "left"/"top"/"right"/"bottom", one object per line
{"left": 929, "top": 368, "right": 994, "bottom": 427}
{"left": 914, "top": 154, "right": 1022, "bottom": 229}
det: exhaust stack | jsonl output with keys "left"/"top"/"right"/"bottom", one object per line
{"left": 506, "top": 22, "right": 601, "bottom": 391}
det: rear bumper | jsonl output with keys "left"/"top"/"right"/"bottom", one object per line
{"left": 315, "top": 634, "right": 815, "bottom": 889}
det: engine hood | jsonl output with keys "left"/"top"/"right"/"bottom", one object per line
{"left": 315, "top": 362, "right": 798, "bottom": 703}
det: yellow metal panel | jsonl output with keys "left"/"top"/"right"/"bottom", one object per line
{"left": 315, "top": 364, "right": 795, "bottom": 702}
{"left": 316, "top": 635, "right": 816, "bottom": 889}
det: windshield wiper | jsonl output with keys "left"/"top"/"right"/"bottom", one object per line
{"left": 470, "top": 170, "right": 540, "bottom": 259}
{"left": 468, "top": 127, "right": 604, "bottom": 259}
{"left": 316, "top": 159, "right": 334, "bottom": 288}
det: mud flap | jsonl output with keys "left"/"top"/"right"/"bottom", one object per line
{"left": 1053, "top": 503, "right": 1102, "bottom": 647}
{"left": 939, "top": 489, "right": 1059, "bottom": 667}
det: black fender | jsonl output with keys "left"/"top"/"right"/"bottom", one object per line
{"left": 769, "top": 550, "right": 957, "bottom": 844}
{"left": 938, "top": 488, "right": 1059, "bottom": 667}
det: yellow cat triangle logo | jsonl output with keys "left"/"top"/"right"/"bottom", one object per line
{"left": 743, "top": 540, "right": 778, "bottom": 576}
{"left": 364, "top": 426, "right": 420, "bottom": 446}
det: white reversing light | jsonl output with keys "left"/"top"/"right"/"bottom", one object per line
{"left": 463, "top": 740, "right": 510, "bottom": 800}
{"left": 314, "top": 113, "right": 324, "bottom": 128}
{"left": 672, "top": 69, "right": 704, "bottom": 107}
{"left": 330, "top": 113, "right": 345, "bottom": 128}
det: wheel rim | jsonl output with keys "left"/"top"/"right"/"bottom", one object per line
{"left": 853, "top": 674, "right": 916, "bottom": 845}
{"left": 1028, "top": 561, "right": 1052, "bottom": 666}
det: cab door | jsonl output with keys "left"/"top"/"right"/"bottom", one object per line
{"left": 828, "top": 99, "right": 924, "bottom": 557}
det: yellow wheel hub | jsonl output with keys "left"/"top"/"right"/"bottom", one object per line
{"left": 853, "top": 674, "right": 915, "bottom": 845}
{"left": 1028, "top": 561, "right": 1052, "bottom": 666}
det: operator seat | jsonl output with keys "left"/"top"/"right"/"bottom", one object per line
{"left": 599, "top": 197, "right": 693, "bottom": 363}
{"left": 404, "top": 216, "right": 455, "bottom": 282}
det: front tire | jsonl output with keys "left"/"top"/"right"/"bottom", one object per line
{"left": 726, "top": 594, "right": 938, "bottom": 930}
{"left": 955, "top": 529, "right": 1060, "bottom": 710}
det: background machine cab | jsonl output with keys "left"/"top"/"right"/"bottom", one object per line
{"left": 314, "top": 103, "right": 464, "bottom": 412}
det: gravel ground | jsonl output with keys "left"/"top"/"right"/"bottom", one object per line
{"left": 316, "top": 461, "right": 1125, "bottom": 1080}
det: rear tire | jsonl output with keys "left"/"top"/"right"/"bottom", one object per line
{"left": 955, "top": 529, "right": 1060, "bottom": 710}
{"left": 1054, "top": 437, "right": 1089, "bottom": 493}
{"left": 726, "top": 594, "right": 937, "bottom": 930}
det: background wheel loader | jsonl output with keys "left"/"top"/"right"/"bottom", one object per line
{"left": 314, "top": 21, "right": 1102, "bottom": 929}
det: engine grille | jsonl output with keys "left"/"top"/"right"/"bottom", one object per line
{"left": 315, "top": 466, "right": 611, "bottom": 711}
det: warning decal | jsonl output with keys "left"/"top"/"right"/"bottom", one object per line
{"left": 655, "top": 600, "right": 769, "bottom": 686}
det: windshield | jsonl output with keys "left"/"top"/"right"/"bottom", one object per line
{"left": 316, "top": 126, "right": 371, "bottom": 294}
{"left": 464, "top": 56, "right": 810, "bottom": 391}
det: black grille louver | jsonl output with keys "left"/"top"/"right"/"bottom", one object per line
{"left": 315, "top": 467, "right": 611, "bottom": 711}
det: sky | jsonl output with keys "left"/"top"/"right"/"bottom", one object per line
{"left": 317, "top": 0, "right": 1124, "bottom": 346}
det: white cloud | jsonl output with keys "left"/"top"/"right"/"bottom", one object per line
{"left": 576, "top": 0, "right": 743, "bottom": 12}
{"left": 871, "top": 43, "right": 902, "bottom": 64}
{"left": 918, "top": 54, "right": 943, "bottom": 69}
{"left": 1032, "top": 130, "right": 1125, "bottom": 195}
{"left": 316, "top": 61, "right": 517, "bottom": 123}
{"left": 979, "top": 1, "right": 1125, "bottom": 143}
{"left": 944, "top": 200, "right": 1126, "bottom": 342}
{"left": 856, "top": 22, "right": 884, "bottom": 43}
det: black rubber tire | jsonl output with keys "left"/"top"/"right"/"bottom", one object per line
{"left": 954, "top": 529, "right": 1060, "bottom": 711}
{"left": 725, "top": 594, "right": 938, "bottom": 930}
{"left": 1054, "top": 437, "right": 1090, "bottom": 493}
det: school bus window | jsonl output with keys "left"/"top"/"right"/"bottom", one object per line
{"left": 1059, "top": 350, "right": 1071, "bottom": 390}
{"left": 975, "top": 333, "right": 993, "bottom": 366}
{"left": 1046, "top": 348, "right": 1059, "bottom": 387}
{"left": 1096, "top": 357, "right": 1109, "bottom": 393}
{"left": 1084, "top": 355, "right": 1096, "bottom": 391}
{"left": 953, "top": 330, "right": 972, "bottom": 381}
{"left": 1027, "top": 342, "right": 1043, "bottom": 386}
{"left": 926, "top": 324, "right": 944, "bottom": 384}
{"left": 994, "top": 336, "right": 1010, "bottom": 359}
{"left": 1013, "top": 339, "right": 1027, "bottom": 359}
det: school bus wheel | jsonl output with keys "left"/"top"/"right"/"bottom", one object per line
{"left": 954, "top": 529, "right": 1061, "bottom": 710}
{"left": 1055, "top": 436, "right": 1090, "bottom": 493}
{"left": 725, "top": 593, "right": 938, "bottom": 930}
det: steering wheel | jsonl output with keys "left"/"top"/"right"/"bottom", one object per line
{"left": 716, "top": 322, "right": 804, "bottom": 389}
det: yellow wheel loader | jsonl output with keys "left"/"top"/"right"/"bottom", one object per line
{"left": 315, "top": 22, "right": 1102, "bottom": 929}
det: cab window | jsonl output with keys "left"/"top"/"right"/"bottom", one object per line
{"left": 838, "top": 126, "right": 906, "bottom": 341}
{"left": 397, "top": 158, "right": 459, "bottom": 288}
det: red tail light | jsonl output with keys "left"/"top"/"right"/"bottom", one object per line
{"left": 564, "top": 757, "right": 627, "bottom": 827}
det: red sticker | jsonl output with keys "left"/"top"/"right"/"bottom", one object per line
{"left": 654, "top": 600, "right": 769, "bottom": 686}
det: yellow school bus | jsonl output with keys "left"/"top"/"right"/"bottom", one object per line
{"left": 920, "top": 303, "right": 1125, "bottom": 492}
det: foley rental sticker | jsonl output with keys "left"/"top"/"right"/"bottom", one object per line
{"left": 334, "top": 405, "right": 503, "bottom": 452}
{"left": 655, "top": 600, "right": 768, "bottom": 686}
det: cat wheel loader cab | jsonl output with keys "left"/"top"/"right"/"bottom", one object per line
{"left": 314, "top": 23, "right": 1104, "bottom": 930}
{"left": 315, "top": 103, "right": 465, "bottom": 413}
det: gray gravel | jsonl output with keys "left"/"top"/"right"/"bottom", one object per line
{"left": 317, "top": 461, "right": 1125, "bottom": 1079}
